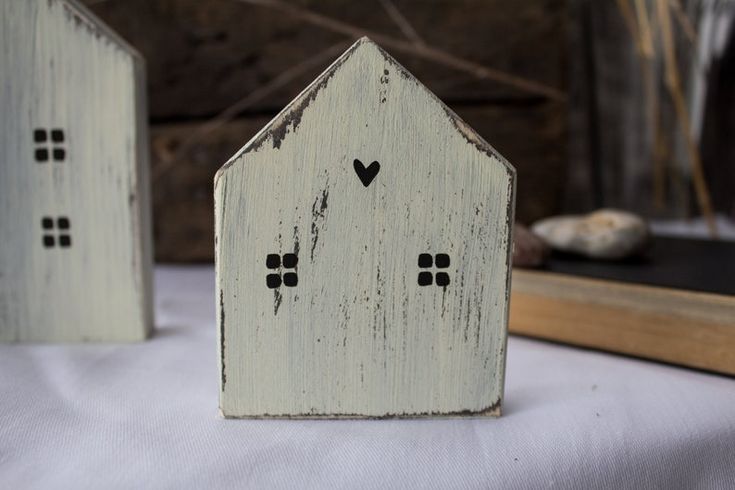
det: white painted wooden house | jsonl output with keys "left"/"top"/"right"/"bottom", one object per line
{"left": 215, "top": 38, "right": 515, "bottom": 418}
{"left": 0, "top": 0, "right": 153, "bottom": 342}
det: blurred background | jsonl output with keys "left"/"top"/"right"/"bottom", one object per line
{"left": 82, "top": 0, "right": 735, "bottom": 262}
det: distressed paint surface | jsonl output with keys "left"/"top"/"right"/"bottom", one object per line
{"left": 215, "top": 38, "right": 515, "bottom": 417}
{"left": 0, "top": 0, "right": 153, "bottom": 342}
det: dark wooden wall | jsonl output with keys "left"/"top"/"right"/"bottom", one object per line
{"left": 565, "top": 0, "right": 735, "bottom": 229}
{"left": 701, "top": 20, "right": 735, "bottom": 218}
{"left": 84, "top": 0, "right": 568, "bottom": 262}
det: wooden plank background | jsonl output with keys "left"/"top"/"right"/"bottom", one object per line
{"left": 82, "top": 0, "right": 568, "bottom": 262}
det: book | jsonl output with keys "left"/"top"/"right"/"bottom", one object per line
{"left": 509, "top": 237, "right": 735, "bottom": 375}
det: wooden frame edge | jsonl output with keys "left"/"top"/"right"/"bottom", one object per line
{"left": 509, "top": 269, "right": 735, "bottom": 375}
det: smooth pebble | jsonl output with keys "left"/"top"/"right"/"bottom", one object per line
{"left": 531, "top": 209, "right": 649, "bottom": 260}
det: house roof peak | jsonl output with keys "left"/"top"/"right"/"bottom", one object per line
{"left": 216, "top": 36, "right": 514, "bottom": 181}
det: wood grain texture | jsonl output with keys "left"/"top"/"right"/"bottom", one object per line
{"left": 215, "top": 38, "right": 515, "bottom": 418}
{"left": 0, "top": 0, "right": 153, "bottom": 342}
{"left": 83, "top": 0, "right": 567, "bottom": 119}
{"left": 510, "top": 270, "right": 735, "bottom": 375}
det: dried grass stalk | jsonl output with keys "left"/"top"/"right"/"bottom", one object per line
{"left": 238, "top": 0, "right": 566, "bottom": 102}
{"left": 656, "top": 0, "right": 717, "bottom": 236}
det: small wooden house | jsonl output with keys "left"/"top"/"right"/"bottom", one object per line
{"left": 0, "top": 0, "right": 153, "bottom": 342}
{"left": 215, "top": 38, "right": 515, "bottom": 418}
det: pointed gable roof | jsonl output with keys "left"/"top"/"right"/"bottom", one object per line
{"left": 55, "top": 0, "right": 143, "bottom": 60}
{"left": 216, "top": 37, "right": 515, "bottom": 180}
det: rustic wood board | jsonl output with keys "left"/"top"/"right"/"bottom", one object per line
{"left": 82, "top": 0, "right": 567, "bottom": 263}
{"left": 84, "top": 0, "right": 567, "bottom": 119}
{"left": 215, "top": 38, "right": 515, "bottom": 418}
{"left": 0, "top": 0, "right": 154, "bottom": 342}
{"left": 510, "top": 264, "right": 735, "bottom": 375}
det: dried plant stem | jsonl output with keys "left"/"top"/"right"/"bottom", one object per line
{"left": 616, "top": 0, "right": 666, "bottom": 208}
{"left": 651, "top": 136, "right": 669, "bottom": 211}
{"left": 669, "top": 0, "right": 697, "bottom": 44}
{"left": 377, "top": 0, "right": 426, "bottom": 47}
{"left": 616, "top": 0, "right": 643, "bottom": 52}
{"left": 653, "top": 118, "right": 668, "bottom": 208}
{"left": 634, "top": 0, "right": 655, "bottom": 57}
{"left": 154, "top": 0, "right": 565, "bottom": 182}
{"left": 152, "top": 41, "right": 349, "bottom": 183}
{"left": 237, "top": 0, "right": 565, "bottom": 101}
{"left": 647, "top": 9, "right": 668, "bottom": 210}
{"left": 634, "top": 0, "right": 666, "bottom": 208}
{"left": 657, "top": 0, "right": 717, "bottom": 236}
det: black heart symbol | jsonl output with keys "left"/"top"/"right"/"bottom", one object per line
{"left": 353, "top": 159, "right": 380, "bottom": 187}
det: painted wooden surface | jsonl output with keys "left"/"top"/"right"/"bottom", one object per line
{"left": 215, "top": 38, "right": 515, "bottom": 418}
{"left": 510, "top": 269, "right": 735, "bottom": 375}
{"left": 0, "top": 0, "right": 153, "bottom": 342}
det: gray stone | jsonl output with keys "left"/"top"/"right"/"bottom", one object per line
{"left": 531, "top": 209, "right": 649, "bottom": 260}
{"left": 513, "top": 223, "right": 550, "bottom": 268}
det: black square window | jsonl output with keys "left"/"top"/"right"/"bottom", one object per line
{"left": 282, "top": 253, "right": 298, "bottom": 269}
{"left": 35, "top": 149, "right": 49, "bottom": 162}
{"left": 283, "top": 272, "right": 298, "bottom": 287}
{"left": 41, "top": 216, "right": 72, "bottom": 249}
{"left": 266, "top": 273, "right": 282, "bottom": 289}
{"left": 34, "top": 129, "right": 47, "bottom": 142}
{"left": 265, "top": 252, "right": 299, "bottom": 289}
{"left": 266, "top": 254, "right": 281, "bottom": 269}
{"left": 33, "top": 127, "right": 66, "bottom": 165}
{"left": 435, "top": 254, "right": 450, "bottom": 268}
{"left": 418, "top": 271, "right": 433, "bottom": 286}
{"left": 51, "top": 129, "right": 64, "bottom": 142}
{"left": 435, "top": 272, "right": 450, "bottom": 287}
{"left": 417, "top": 253, "right": 451, "bottom": 288}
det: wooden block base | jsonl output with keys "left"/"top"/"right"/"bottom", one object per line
{"left": 509, "top": 269, "right": 735, "bottom": 375}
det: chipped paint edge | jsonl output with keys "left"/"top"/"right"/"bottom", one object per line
{"left": 215, "top": 171, "right": 227, "bottom": 397}
{"left": 219, "top": 289, "right": 226, "bottom": 390}
{"left": 221, "top": 399, "right": 501, "bottom": 419}
{"left": 498, "top": 171, "right": 517, "bottom": 410}
{"left": 61, "top": 0, "right": 144, "bottom": 61}
{"left": 213, "top": 38, "right": 362, "bottom": 187}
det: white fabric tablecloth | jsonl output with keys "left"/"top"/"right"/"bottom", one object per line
{"left": 2, "top": 266, "right": 734, "bottom": 489}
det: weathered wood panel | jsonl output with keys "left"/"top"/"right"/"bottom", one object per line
{"left": 215, "top": 38, "right": 515, "bottom": 417}
{"left": 84, "top": 0, "right": 567, "bottom": 118}
{"left": 0, "top": 0, "right": 153, "bottom": 342}
{"left": 510, "top": 269, "right": 735, "bottom": 375}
